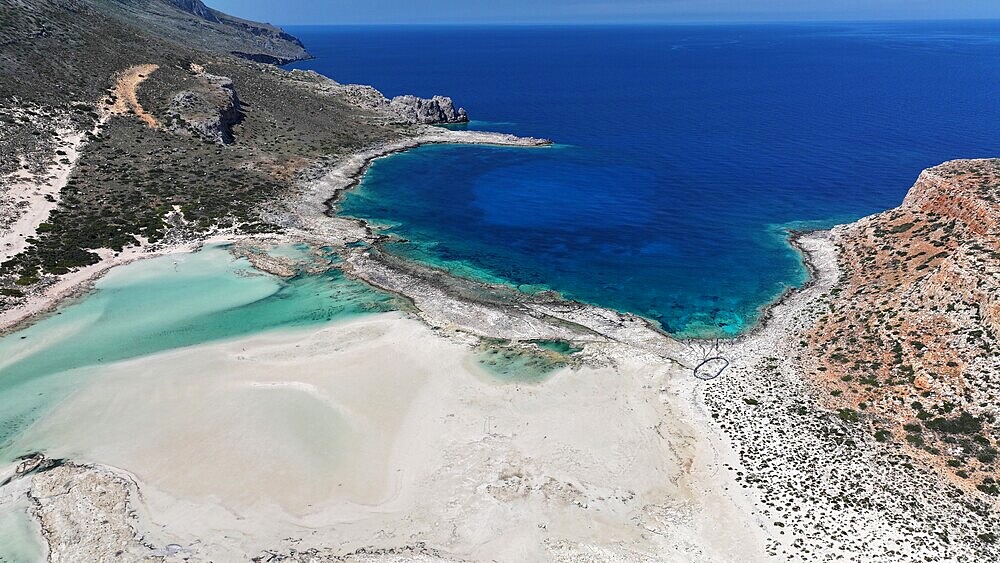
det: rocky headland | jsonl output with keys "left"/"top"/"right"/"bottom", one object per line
{"left": 804, "top": 159, "right": 1000, "bottom": 496}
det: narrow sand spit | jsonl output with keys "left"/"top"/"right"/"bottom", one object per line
{"left": 9, "top": 313, "right": 767, "bottom": 562}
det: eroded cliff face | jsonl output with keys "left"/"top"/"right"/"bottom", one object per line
{"left": 167, "top": 66, "right": 244, "bottom": 144}
{"left": 803, "top": 159, "right": 1000, "bottom": 496}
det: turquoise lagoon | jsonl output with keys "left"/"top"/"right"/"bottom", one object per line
{"left": 0, "top": 245, "right": 399, "bottom": 455}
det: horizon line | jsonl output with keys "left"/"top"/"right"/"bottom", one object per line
{"left": 276, "top": 17, "right": 1000, "bottom": 28}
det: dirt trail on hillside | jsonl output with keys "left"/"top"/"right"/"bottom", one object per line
{"left": 108, "top": 64, "right": 160, "bottom": 127}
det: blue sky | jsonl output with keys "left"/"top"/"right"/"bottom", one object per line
{"left": 208, "top": 0, "right": 1000, "bottom": 25}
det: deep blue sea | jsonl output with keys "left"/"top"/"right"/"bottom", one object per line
{"left": 286, "top": 23, "right": 1000, "bottom": 337}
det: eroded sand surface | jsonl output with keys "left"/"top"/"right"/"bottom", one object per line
{"left": 107, "top": 64, "right": 161, "bottom": 128}
{"left": 9, "top": 313, "right": 762, "bottom": 561}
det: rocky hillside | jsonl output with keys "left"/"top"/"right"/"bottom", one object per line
{"left": 0, "top": 0, "right": 468, "bottom": 303}
{"left": 288, "top": 70, "right": 469, "bottom": 124}
{"left": 803, "top": 159, "right": 1000, "bottom": 496}
{"left": 99, "top": 0, "right": 311, "bottom": 64}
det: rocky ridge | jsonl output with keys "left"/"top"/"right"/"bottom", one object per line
{"left": 167, "top": 65, "right": 244, "bottom": 144}
{"left": 803, "top": 159, "right": 1000, "bottom": 495}
{"left": 289, "top": 70, "right": 469, "bottom": 124}
{"left": 102, "top": 0, "right": 311, "bottom": 64}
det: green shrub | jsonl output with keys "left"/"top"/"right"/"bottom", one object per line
{"left": 925, "top": 412, "right": 983, "bottom": 435}
{"left": 838, "top": 408, "right": 859, "bottom": 423}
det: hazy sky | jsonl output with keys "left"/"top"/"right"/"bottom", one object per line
{"left": 208, "top": 0, "right": 1000, "bottom": 25}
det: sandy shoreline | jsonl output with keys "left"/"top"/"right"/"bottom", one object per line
{"left": 4, "top": 313, "right": 769, "bottom": 561}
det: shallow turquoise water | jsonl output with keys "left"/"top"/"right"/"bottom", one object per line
{"left": 0, "top": 245, "right": 398, "bottom": 453}
{"left": 475, "top": 341, "right": 572, "bottom": 383}
{"left": 0, "top": 501, "right": 42, "bottom": 563}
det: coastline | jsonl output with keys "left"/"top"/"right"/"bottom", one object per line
{"left": 3, "top": 8, "right": 997, "bottom": 558}
{"left": 0, "top": 129, "right": 548, "bottom": 336}
{"left": 1, "top": 123, "right": 829, "bottom": 352}
{"left": 726, "top": 228, "right": 838, "bottom": 345}
{"left": 320, "top": 129, "right": 553, "bottom": 214}
{"left": 0, "top": 125, "right": 777, "bottom": 560}
{"left": 3, "top": 125, "right": 996, "bottom": 561}
{"left": 4, "top": 312, "right": 772, "bottom": 561}
{"left": 0, "top": 236, "right": 240, "bottom": 336}
{"left": 5, "top": 124, "right": 994, "bottom": 560}
{"left": 304, "top": 129, "right": 843, "bottom": 346}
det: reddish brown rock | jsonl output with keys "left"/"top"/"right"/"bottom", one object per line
{"left": 802, "top": 158, "right": 1000, "bottom": 495}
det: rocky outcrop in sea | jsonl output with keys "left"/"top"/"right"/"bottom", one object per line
{"left": 387, "top": 94, "right": 468, "bottom": 124}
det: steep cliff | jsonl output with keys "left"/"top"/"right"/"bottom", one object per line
{"left": 803, "top": 159, "right": 1000, "bottom": 495}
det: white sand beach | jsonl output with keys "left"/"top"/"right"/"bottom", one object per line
{"left": 10, "top": 312, "right": 765, "bottom": 561}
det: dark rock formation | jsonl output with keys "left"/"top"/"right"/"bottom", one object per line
{"left": 388, "top": 94, "right": 469, "bottom": 124}
{"left": 168, "top": 72, "right": 244, "bottom": 144}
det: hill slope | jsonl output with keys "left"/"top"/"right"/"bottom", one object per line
{"left": 805, "top": 158, "right": 1000, "bottom": 496}
{"left": 98, "top": 0, "right": 311, "bottom": 64}
{"left": 0, "top": 0, "right": 465, "bottom": 304}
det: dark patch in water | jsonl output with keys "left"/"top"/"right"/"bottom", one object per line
{"left": 475, "top": 338, "right": 575, "bottom": 382}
